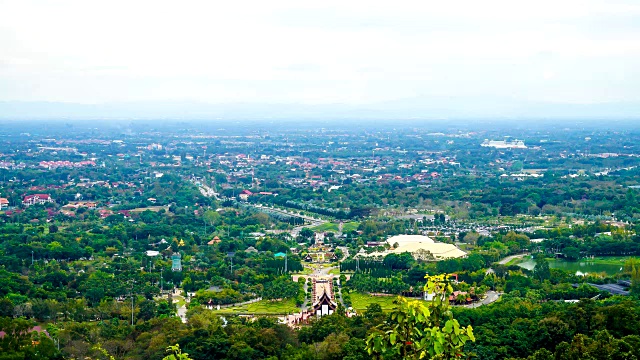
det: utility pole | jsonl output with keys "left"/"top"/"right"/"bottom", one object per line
{"left": 285, "top": 254, "right": 288, "bottom": 273}
{"left": 31, "top": 251, "right": 34, "bottom": 266}
{"left": 160, "top": 268, "right": 163, "bottom": 293}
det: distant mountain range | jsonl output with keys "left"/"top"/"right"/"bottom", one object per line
{"left": 0, "top": 98, "right": 638, "bottom": 121}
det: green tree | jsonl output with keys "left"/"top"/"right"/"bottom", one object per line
{"left": 562, "top": 247, "right": 580, "bottom": 261}
{"left": 533, "top": 254, "right": 551, "bottom": 282}
{"left": 202, "top": 210, "right": 221, "bottom": 234}
{"left": 299, "top": 228, "right": 314, "bottom": 240}
{"left": 0, "top": 298, "right": 14, "bottom": 317}
{"left": 463, "top": 232, "right": 480, "bottom": 245}
{"left": 624, "top": 259, "right": 640, "bottom": 295}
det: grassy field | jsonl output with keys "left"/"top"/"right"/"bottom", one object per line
{"left": 210, "top": 298, "right": 298, "bottom": 314}
{"left": 312, "top": 221, "right": 359, "bottom": 233}
{"left": 172, "top": 295, "right": 186, "bottom": 308}
{"left": 505, "top": 256, "right": 527, "bottom": 266}
{"left": 294, "top": 267, "right": 314, "bottom": 275}
{"left": 350, "top": 292, "right": 413, "bottom": 312}
{"left": 329, "top": 268, "right": 340, "bottom": 275}
{"left": 513, "top": 255, "right": 639, "bottom": 266}
{"left": 342, "top": 222, "right": 360, "bottom": 233}
{"left": 580, "top": 256, "right": 639, "bottom": 265}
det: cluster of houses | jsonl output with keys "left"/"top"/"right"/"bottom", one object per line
{"left": 160, "top": 147, "right": 460, "bottom": 193}
{"left": 238, "top": 189, "right": 276, "bottom": 201}
{"left": 0, "top": 160, "right": 26, "bottom": 170}
{"left": 60, "top": 201, "right": 98, "bottom": 215}
{"left": 0, "top": 190, "right": 137, "bottom": 222}
{"left": 38, "top": 160, "right": 96, "bottom": 170}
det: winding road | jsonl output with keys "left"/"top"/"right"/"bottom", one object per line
{"left": 463, "top": 290, "right": 500, "bottom": 308}
{"left": 486, "top": 253, "right": 529, "bottom": 274}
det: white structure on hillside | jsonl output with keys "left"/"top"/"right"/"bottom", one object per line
{"left": 481, "top": 139, "right": 527, "bottom": 149}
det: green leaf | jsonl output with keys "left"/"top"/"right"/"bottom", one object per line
{"left": 434, "top": 341, "right": 444, "bottom": 354}
{"left": 390, "top": 332, "right": 397, "bottom": 345}
{"left": 443, "top": 320, "right": 453, "bottom": 334}
{"left": 374, "top": 340, "right": 382, "bottom": 352}
{"left": 467, "top": 325, "right": 476, "bottom": 342}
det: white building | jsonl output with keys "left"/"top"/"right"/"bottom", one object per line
{"left": 23, "top": 194, "right": 54, "bottom": 207}
{"left": 481, "top": 139, "right": 527, "bottom": 149}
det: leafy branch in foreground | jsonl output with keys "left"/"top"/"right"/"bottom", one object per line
{"left": 163, "top": 344, "right": 193, "bottom": 360}
{"left": 365, "top": 274, "right": 475, "bottom": 359}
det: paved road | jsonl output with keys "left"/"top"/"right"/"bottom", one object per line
{"left": 498, "top": 253, "right": 529, "bottom": 265}
{"left": 336, "top": 246, "right": 349, "bottom": 261}
{"left": 246, "top": 204, "right": 327, "bottom": 237}
{"left": 173, "top": 290, "right": 188, "bottom": 323}
{"left": 486, "top": 253, "right": 529, "bottom": 274}
{"left": 469, "top": 254, "right": 528, "bottom": 308}
{"left": 463, "top": 291, "right": 501, "bottom": 308}
{"left": 291, "top": 220, "right": 326, "bottom": 237}
{"left": 177, "top": 304, "right": 187, "bottom": 323}
{"left": 313, "top": 265, "right": 336, "bottom": 277}
{"left": 189, "top": 179, "right": 220, "bottom": 200}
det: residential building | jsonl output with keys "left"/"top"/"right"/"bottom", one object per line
{"left": 23, "top": 194, "right": 54, "bottom": 207}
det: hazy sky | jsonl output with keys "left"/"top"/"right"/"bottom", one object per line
{"left": 1, "top": 0, "right": 640, "bottom": 107}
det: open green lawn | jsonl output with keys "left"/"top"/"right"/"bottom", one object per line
{"left": 350, "top": 292, "right": 415, "bottom": 313}
{"left": 312, "top": 223, "right": 339, "bottom": 232}
{"left": 312, "top": 221, "right": 359, "bottom": 233}
{"left": 172, "top": 295, "right": 186, "bottom": 308}
{"left": 342, "top": 222, "right": 360, "bottom": 233}
{"left": 514, "top": 255, "right": 638, "bottom": 276}
{"left": 581, "top": 256, "right": 639, "bottom": 265}
{"left": 329, "top": 268, "right": 340, "bottom": 275}
{"left": 505, "top": 256, "right": 527, "bottom": 266}
{"left": 295, "top": 267, "right": 314, "bottom": 275}
{"left": 210, "top": 298, "right": 298, "bottom": 314}
{"left": 297, "top": 263, "right": 323, "bottom": 275}
{"left": 514, "top": 255, "right": 639, "bottom": 266}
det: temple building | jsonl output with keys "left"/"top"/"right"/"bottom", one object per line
{"left": 311, "top": 279, "right": 337, "bottom": 317}
{"left": 313, "top": 289, "right": 337, "bottom": 316}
